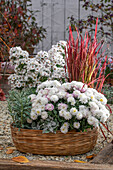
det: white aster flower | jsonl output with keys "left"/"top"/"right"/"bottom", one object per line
{"left": 36, "top": 108, "right": 41, "bottom": 116}
{"left": 41, "top": 111, "right": 48, "bottom": 119}
{"left": 87, "top": 116, "right": 95, "bottom": 125}
{"left": 39, "top": 105, "right": 45, "bottom": 111}
{"left": 59, "top": 109, "right": 65, "bottom": 117}
{"left": 76, "top": 112, "right": 83, "bottom": 120}
{"left": 87, "top": 116, "right": 99, "bottom": 127}
{"left": 62, "top": 82, "right": 71, "bottom": 90}
{"left": 40, "top": 97, "right": 48, "bottom": 105}
{"left": 70, "top": 107, "right": 78, "bottom": 115}
{"left": 93, "top": 109, "right": 104, "bottom": 118}
{"left": 30, "top": 112, "right": 37, "bottom": 120}
{"left": 67, "top": 96, "right": 76, "bottom": 104}
{"left": 78, "top": 93, "right": 88, "bottom": 104}
{"left": 62, "top": 122, "right": 69, "bottom": 128}
{"left": 57, "top": 91, "right": 66, "bottom": 98}
{"left": 95, "top": 93, "right": 107, "bottom": 105}
{"left": 79, "top": 105, "right": 87, "bottom": 111}
{"left": 52, "top": 80, "right": 61, "bottom": 87}
{"left": 89, "top": 101, "right": 99, "bottom": 111}
{"left": 60, "top": 125, "right": 68, "bottom": 134}
{"left": 73, "top": 90, "right": 81, "bottom": 97}
{"left": 50, "top": 95, "right": 59, "bottom": 102}
{"left": 64, "top": 112, "right": 72, "bottom": 120}
{"left": 58, "top": 103, "right": 68, "bottom": 110}
{"left": 42, "top": 89, "right": 49, "bottom": 95}
{"left": 73, "top": 122, "right": 80, "bottom": 129}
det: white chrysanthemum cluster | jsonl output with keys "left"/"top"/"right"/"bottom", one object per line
{"left": 48, "top": 41, "right": 67, "bottom": 80}
{"left": 8, "top": 47, "right": 29, "bottom": 89}
{"left": 8, "top": 41, "right": 67, "bottom": 89}
{"left": 28, "top": 80, "right": 110, "bottom": 134}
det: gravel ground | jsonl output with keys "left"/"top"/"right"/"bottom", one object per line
{"left": 0, "top": 101, "right": 113, "bottom": 162}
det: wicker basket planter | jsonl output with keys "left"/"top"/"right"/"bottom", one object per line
{"left": 11, "top": 124, "right": 98, "bottom": 156}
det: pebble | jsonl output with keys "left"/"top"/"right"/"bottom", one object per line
{"left": 0, "top": 101, "right": 113, "bottom": 162}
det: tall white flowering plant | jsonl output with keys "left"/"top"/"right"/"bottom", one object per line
{"left": 25, "top": 80, "right": 110, "bottom": 134}
{"left": 8, "top": 41, "right": 67, "bottom": 89}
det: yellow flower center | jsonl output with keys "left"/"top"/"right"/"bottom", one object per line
{"left": 91, "top": 96, "right": 93, "bottom": 99}
{"left": 100, "top": 98, "right": 103, "bottom": 102}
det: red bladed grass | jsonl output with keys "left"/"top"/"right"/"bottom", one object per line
{"left": 65, "top": 18, "right": 110, "bottom": 92}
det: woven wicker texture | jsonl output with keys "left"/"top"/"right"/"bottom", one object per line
{"left": 11, "top": 125, "right": 98, "bottom": 155}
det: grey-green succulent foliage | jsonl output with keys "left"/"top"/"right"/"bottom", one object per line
{"left": 7, "top": 88, "right": 36, "bottom": 128}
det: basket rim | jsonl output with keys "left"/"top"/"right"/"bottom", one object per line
{"left": 10, "top": 123, "right": 98, "bottom": 135}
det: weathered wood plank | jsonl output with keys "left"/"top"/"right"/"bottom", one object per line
{"left": 90, "top": 142, "right": 113, "bottom": 164}
{"left": 0, "top": 159, "right": 113, "bottom": 170}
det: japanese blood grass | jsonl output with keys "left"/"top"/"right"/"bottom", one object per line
{"left": 65, "top": 18, "right": 110, "bottom": 92}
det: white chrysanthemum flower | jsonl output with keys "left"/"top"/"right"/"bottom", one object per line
{"left": 79, "top": 105, "right": 87, "bottom": 111}
{"left": 93, "top": 109, "right": 104, "bottom": 119}
{"left": 32, "top": 99, "right": 40, "bottom": 108}
{"left": 73, "top": 122, "right": 80, "bottom": 129}
{"left": 40, "top": 97, "right": 48, "bottom": 105}
{"left": 87, "top": 116, "right": 95, "bottom": 125}
{"left": 30, "top": 112, "right": 37, "bottom": 120}
{"left": 85, "top": 110, "right": 92, "bottom": 117}
{"left": 48, "top": 88, "right": 57, "bottom": 96}
{"left": 39, "top": 104, "right": 45, "bottom": 111}
{"left": 87, "top": 116, "right": 99, "bottom": 127}
{"left": 64, "top": 112, "right": 72, "bottom": 120}
{"left": 73, "top": 90, "right": 81, "bottom": 97}
{"left": 59, "top": 109, "right": 65, "bottom": 117}
{"left": 16, "top": 82, "right": 22, "bottom": 88}
{"left": 52, "top": 80, "right": 61, "bottom": 87}
{"left": 76, "top": 112, "right": 83, "bottom": 120}
{"left": 58, "top": 103, "right": 68, "bottom": 110}
{"left": 66, "top": 93, "right": 73, "bottom": 98}
{"left": 78, "top": 93, "right": 88, "bottom": 104}
{"left": 62, "top": 82, "right": 71, "bottom": 90}
{"left": 42, "top": 89, "right": 49, "bottom": 95}
{"left": 70, "top": 107, "right": 78, "bottom": 115}
{"left": 50, "top": 95, "right": 59, "bottom": 102}
{"left": 95, "top": 93, "right": 107, "bottom": 105}
{"left": 70, "top": 81, "right": 78, "bottom": 86}
{"left": 67, "top": 96, "right": 76, "bottom": 104}
{"left": 41, "top": 111, "right": 48, "bottom": 119}
{"left": 28, "top": 83, "right": 33, "bottom": 88}
{"left": 89, "top": 101, "right": 99, "bottom": 111}
{"left": 62, "top": 122, "right": 69, "bottom": 128}
{"left": 57, "top": 91, "right": 66, "bottom": 99}
{"left": 60, "top": 126, "right": 68, "bottom": 134}
{"left": 99, "top": 97, "right": 107, "bottom": 105}
{"left": 36, "top": 108, "right": 41, "bottom": 116}
{"left": 85, "top": 90, "right": 95, "bottom": 100}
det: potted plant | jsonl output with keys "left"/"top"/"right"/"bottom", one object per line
{"left": 7, "top": 41, "right": 67, "bottom": 89}
{"left": 8, "top": 79, "right": 112, "bottom": 155}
